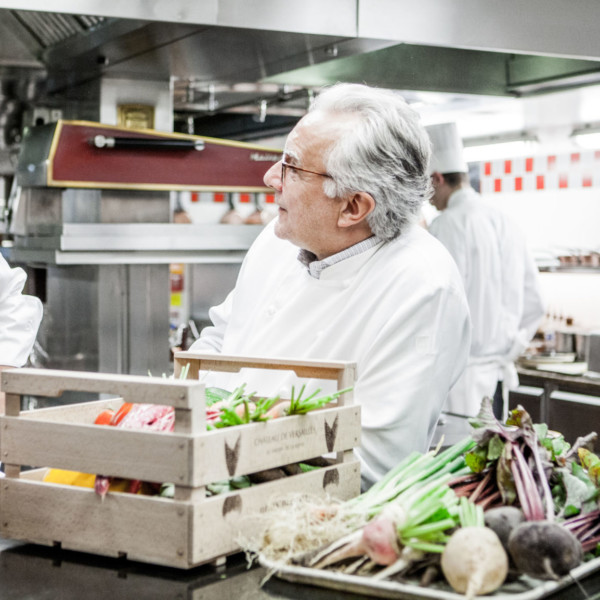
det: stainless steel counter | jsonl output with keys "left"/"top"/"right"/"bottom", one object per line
{"left": 0, "top": 537, "right": 372, "bottom": 600}
{"left": 3, "top": 535, "right": 600, "bottom": 600}
{"left": 512, "top": 366, "right": 600, "bottom": 444}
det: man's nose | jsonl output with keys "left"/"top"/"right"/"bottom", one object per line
{"left": 264, "top": 160, "right": 282, "bottom": 190}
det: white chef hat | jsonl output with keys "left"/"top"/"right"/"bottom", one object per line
{"left": 426, "top": 122, "right": 468, "bottom": 174}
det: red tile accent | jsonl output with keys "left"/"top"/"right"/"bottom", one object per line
{"left": 559, "top": 175, "right": 568, "bottom": 189}
{"left": 191, "top": 192, "right": 199, "bottom": 202}
{"left": 484, "top": 162, "right": 492, "bottom": 176}
{"left": 571, "top": 153, "right": 581, "bottom": 163}
{"left": 239, "top": 193, "right": 251, "bottom": 203}
{"left": 265, "top": 194, "right": 275, "bottom": 204}
{"left": 595, "top": 150, "right": 600, "bottom": 160}
{"left": 504, "top": 160, "right": 512, "bottom": 174}
{"left": 525, "top": 157, "right": 534, "bottom": 172}
{"left": 515, "top": 177, "right": 523, "bottom": 191}
{"left": 494, "top": 178, "right": 502, "bottom": 192}
{"left": 536, "top": 175, "right": 545, "bottom": 190}
{"left": 583, "top": 175, "right": 593, "bottom": 187}
{"left": 214, "top": 193, "right": 226, "bottom": 203}
{"left": 548, "top": 155, "right": 556, "bottom": 169}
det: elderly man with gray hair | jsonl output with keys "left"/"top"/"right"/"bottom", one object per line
{"left": 190, "top": 83, "right": 471, "bottom": 489}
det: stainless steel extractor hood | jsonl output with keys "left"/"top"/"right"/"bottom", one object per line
{"left": 1, "top": 1, "right": 600, "bottom": 148}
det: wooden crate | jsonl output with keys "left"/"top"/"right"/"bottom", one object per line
{"left": 0, "top": 354, "right": 361, "bottom": 569}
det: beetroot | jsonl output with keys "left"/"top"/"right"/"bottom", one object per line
{"left": 508, "top": 521, "right": 583, "bottom": 580}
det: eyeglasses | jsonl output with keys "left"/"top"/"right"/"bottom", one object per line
{"left": 281, "top": 160, "right": 332, "bottom": 184}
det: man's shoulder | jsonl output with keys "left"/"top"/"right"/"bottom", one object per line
{"left": 384, "top": 225, "right": 462, "bottom": 278}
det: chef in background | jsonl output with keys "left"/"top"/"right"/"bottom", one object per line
{"left": 0, "top": 254, "right": 43, "bottom": 414}
{"left": 426, "top": 122, "right": 544, "bottom": 421}
{"left": 189, "top": 83, "right": 471, "bottom": 489}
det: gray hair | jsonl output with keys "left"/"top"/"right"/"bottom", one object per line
{"left": 311, "top": 83, "right": 432, "bottom": 241}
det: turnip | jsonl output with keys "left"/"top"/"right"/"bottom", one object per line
{"left": 508, "top": 520, "right": 583, "bottom": 580}
{"left": 441, "top": 498, "right": 508, "bottom": 599}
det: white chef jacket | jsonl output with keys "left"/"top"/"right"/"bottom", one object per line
{"left": 190, "top": 220, "right": 471, "bottom": 488}
{"left": 0, "top": 255, "right": 43, "bottom": 367}
{"left": 428, "top": 187, "right": 544, "bottom": 418}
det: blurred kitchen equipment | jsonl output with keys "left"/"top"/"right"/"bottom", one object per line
{"left": 10, "top": 120, "right": 278, "bottom": 377}
{"left": 588, "top": 333, "right": 600, "bottom": 374}
{"left": 220, "top": 194, "right": 244, "bottom": 224}
{"left": 575, "top": 331, "right": 592, "bottom": 362}
{"left": 555, "top": 329, "right": 576, "bottom": 354}
{"left": 244, "top": 195, "right": 264, "bottom": 224}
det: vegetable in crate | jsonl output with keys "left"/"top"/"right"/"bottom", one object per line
{"left": 90, "top": 380, "right": 350, "bottom": 498}
{"left": 95, "top": 402, "right": 175, "bottom": 497}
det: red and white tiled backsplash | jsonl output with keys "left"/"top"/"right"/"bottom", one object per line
{"left": 479, "top": 150, "right": 600, "bottom": 194}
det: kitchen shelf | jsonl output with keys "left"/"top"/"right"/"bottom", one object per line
{"left": 538, "top": 266, "right": 600, "bottom": 273}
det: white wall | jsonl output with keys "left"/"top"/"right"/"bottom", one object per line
{"left": 479, "top": 160, "right": 600, "bottom": 329}
{"left": 537, "top": 271, "right": 600, "bottom": 331}
{"left": 496, "top": 188, "right": 600, "bottom": 253}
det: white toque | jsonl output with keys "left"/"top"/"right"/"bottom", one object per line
{"left": 426, "top": 122, "right": 468, "bottom": 174}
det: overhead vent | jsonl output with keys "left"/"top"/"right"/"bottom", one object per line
{"left": 12, "top": 10, "right": 106, "bottom": 48}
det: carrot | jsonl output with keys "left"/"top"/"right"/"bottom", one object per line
{"left": 94, "top": 409, "right": 114, "bottom": 425}
{"left": 110, "top": 402, "right": 133, "bottom": 426}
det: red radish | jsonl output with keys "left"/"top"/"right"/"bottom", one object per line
{"left": 361, "top": 516, "right": 402, "bottom": 565}
{"left": 311, "top": 515, "right": 401, "bottom": 568}
{"left": 265, "top": 400, "right": 291, "bottom": 419}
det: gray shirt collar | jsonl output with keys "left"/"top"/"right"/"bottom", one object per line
{"left": 298, "top": 236, "right": 382, "bottom": 279}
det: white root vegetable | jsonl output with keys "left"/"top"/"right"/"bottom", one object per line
{"left": 441, "top": 526, "right": 508, "bottom": 600}
{"left": 441, "top": 499, "right": 508, "bottom": 599}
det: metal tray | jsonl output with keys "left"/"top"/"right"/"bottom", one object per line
{"left": 259, "top": 554, "right": 600, "bottom": 600}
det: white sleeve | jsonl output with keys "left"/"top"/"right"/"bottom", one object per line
{"left": 519, "top": 250, "right": 545, "bottom": 340}
{"left": 0, "top": 257, "right": 43, "bottom": 367}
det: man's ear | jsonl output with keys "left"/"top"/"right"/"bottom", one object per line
{"left": 338, "top": 191, "right": 375, "bottom": 228}
{"left": 430, "top": 171, "right": 444, "bottom": 187}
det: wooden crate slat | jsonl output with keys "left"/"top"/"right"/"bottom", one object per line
{"left": 175, "top": 352, "right": 356, "bottom": 383}
{"left": 1, "top": 462, "right": 360, "bottom": 569}
{"left": 191, "top": 461, "right": 360, "bottom": 564}
{"left": 191, "top": 405, "right": 361, "bottom": 486}
{"left": 1, "top": 418, "right": 192, "bottom": 484}
{"left": 2, "top": 405, "right": 360, "bottom": 486}
{"left": 19, "top": 398, "right": 126, "bottom": 423}
{"left": 1, "top": 368, "right": 205, "bottom": 409}
{"left": 0, "top": 479, "right": 190, "bottom": 569}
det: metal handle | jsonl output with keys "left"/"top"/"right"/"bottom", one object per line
{"left": 91, "top": 134, "right": 205, "bottom": 151}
